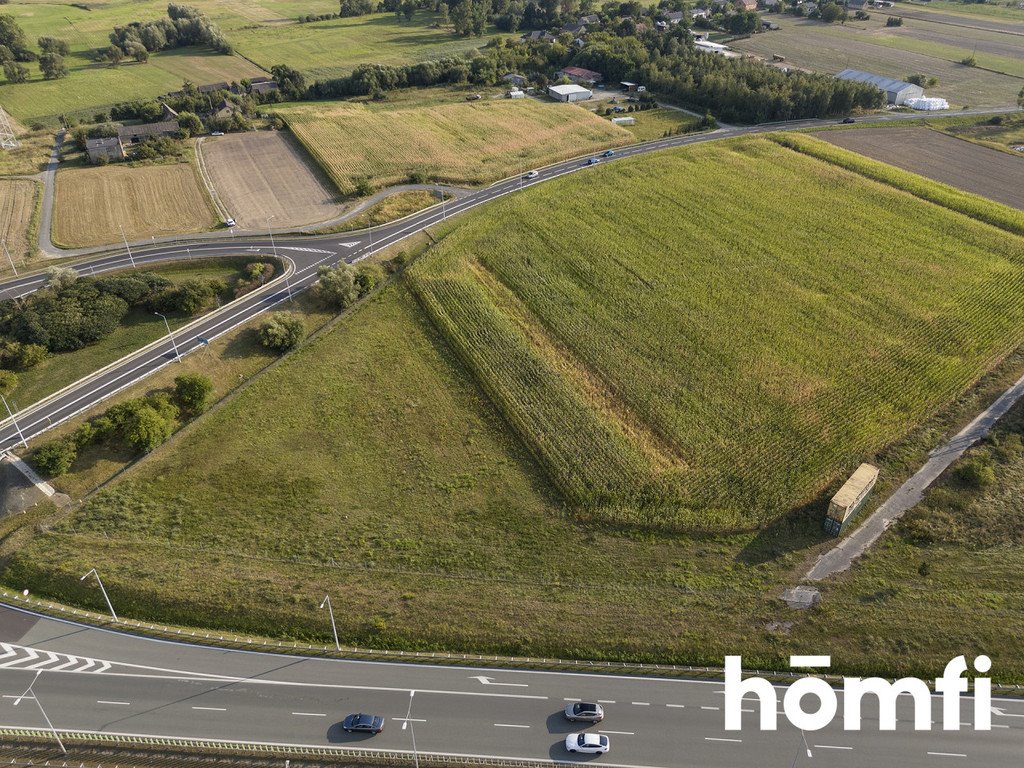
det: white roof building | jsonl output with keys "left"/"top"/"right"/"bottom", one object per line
{"left": 835, "top": 69, "right": 924, "bottom": 105}
{"left": 547, "top": 83, "right": 594, "bottom": 102}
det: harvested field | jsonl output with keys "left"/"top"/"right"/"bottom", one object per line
{"left": 200, "top": 131, "right": 344, "bottom": 229}
{"left": 278, "top": 98, "right": 632, "bottom": 194}
{"left": 52, "top": 162, "right": 218, "bottom": 248}
{"left": 0, "top": 179, "right": 38, "bottom": 262}
{"left": 818, "top": 127, "right": 1024, "bottom": 210}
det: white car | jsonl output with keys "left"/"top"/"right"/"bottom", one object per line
{"left": 565, "top": 732, "right": 609, "bottom": 754}
{"left": 211, "top": 131, "right": 225, "bottom": 136}
{"left": 225, "top": 218, "right": 236, "bottom": 227}
{"left": 525, "top": 170, "right": 539, "bottom": 179}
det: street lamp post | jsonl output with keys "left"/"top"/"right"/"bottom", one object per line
{"left": 119, "top": 224, "right": 137, "bottom": 269}
{"left": 790, "top": 729, "right": 812, "bottom": 767}
{"left": 153, "top": 311, "right": 181, "bottom": 362}
{"left": 80, "top": 567, "right": 117, "bottom": 621}
{"left": 13, "top": 670, "right": 65, "bottom": 754}
{"left": 319, "top": 594, "right": 340, "bottom": 651}
{"left": 2, "top": 239, "right": 17, "bottom": 277}
{"left": 0, "top": 393, "right": 27, "bottom": 449}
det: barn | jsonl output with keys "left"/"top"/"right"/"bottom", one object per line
{"left": 835, "top": 69, "right": 924, "bottom": 105}
{"left": 547, "top": 84, "right": 593, "bottom": 102}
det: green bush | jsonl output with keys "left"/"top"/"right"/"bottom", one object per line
{"left": 954, "top": 457, "right": 996, "bottom": 489}
{"left": 174, "top": 373, "right": 213, "bottom": 414}
{"left": 355, "top": 263, "right": 385, "bottom": 298}
{"left": 258, "top": 312, "right": 305, "bottom": 352}
{"left": 0, "top": 369, "right": 16, "bottom": 397}
{"left": 315, "top": 264, "right": 358, "bottom": 309}
{"left": 32, "top": 440, "right": 77, "bottom": 477}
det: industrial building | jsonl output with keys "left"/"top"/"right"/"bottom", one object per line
{"left": 835, "top": 69, "right": 924, "bottom": 105}
{"left": 547, "top": 84, "right": 593, "bottom": 102}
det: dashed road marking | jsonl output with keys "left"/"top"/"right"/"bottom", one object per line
{"left": 706, "top": 737, "right": 742, "bottom": 743}
{"left": 598, "top": 700, "right": 616, "bottom": 704}
{"left": 631, "top": 701, "right": 650, "bottom": 706}
{"left": 599, "top": 730, "right": 634, "bottom": 736}
{"left": 292, "top": 712, "right": 326, "bottom": 717}
{"left": 563, "top": 697, "right": 581, "bottom": 702}
{"left": 96, "top": 700, "right": 130, "bottom": 706}
{"left": 928, "top": 753, "right": 967, "bottom": 758}
{"left": 191, "top": 706, "right": 227, "bottom": 712}
{"left": 701, "top": 706, "right": 720, "bottom": 711}
{"left": 815, "top": 745, "right": 853, "bottom": 750}
{"left": 666, "top": 704, "right": 686, "bottom": 709}
{"left": 494, "top": 723, "right": 530, "bottom": 729}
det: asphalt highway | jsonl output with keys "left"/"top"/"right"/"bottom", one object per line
{"left": 0, "top": 605, "right": 1022, "bottom": 766}
{"left": 0, "top": 106, "right": 1017, "bottom": 452}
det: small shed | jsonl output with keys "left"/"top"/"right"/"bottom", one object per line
{"left": 506, "top": 88, "right": 525, "bottom": 99}
{"left": 824, "top": 463, "right": 879, "bottom": 536}
{"left": 547, "top": 84, "right": 593, "bottom": 102}
{"left": 611, "top": 116, "right": 636, "bottom": 125}
{"left": 86, "top": 136, "right": 125, "bottom": 163}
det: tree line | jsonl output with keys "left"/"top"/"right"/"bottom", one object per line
{"left": 109, "top": 4, "right": 232, "bottom": 59}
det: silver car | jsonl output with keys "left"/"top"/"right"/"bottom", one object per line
{"left": 564, "top": 701, "right": 604, "bottom": 722}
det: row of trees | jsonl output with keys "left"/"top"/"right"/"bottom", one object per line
{"left": 0, "top": 20, "right": 70, "bottom": 81}
{"left": 33, "top": 374, "right": 213, "bottom": 477}
{"left": 109, "top": 4, "right": 231, "bottom": 58}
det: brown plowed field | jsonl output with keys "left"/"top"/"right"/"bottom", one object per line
{"left": 201, "top": 131, "right": 344, "bottom": 230}
{"left": 819, "top": 127, "right": 1024, "bottom": 210}
{"left": 0, "top": 179, "right": 38, "bottom": 263}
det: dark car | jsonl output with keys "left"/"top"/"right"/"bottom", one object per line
{"left": 841, "top": 117, "right": 856, "bottom": 124}
{"left": 564, "top": 701, "right": 605, "bottom": 722}
{"left": 342, "top": 713, "right": 385, "bottom": 734}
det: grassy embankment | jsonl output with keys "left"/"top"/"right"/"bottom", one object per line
{"left": 277, "top": 96, "right": 633, "bottom": 194}
{"left": 7, "top": 137, "right": 1024, "bottom": 679}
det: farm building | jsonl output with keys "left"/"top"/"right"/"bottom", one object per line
{"left": 735, "top": 0, "right": 758, "bottom": 9}
{"left": 506, "top": 88, "right": 526, "bottom": 99}
{"left": 522, "top": 30, "right": 557, "bottom": 42}
{"left": 835, "top": 69, "right": 924, "bottom": 105}
{"left": 85, "top": 136, "right": 125, "bottom": 163}
{"left": 695, "top": 39, "right": 730, "bottom": 55}
{"left": 117, "top": 121, "right": 178, "bottom": 145}
{"left": 250, "top": 80, "right": 279, "bottom": 95}
{"left": 665, "top": 10, "right": 685, "bottom": 22}
{"left": 502, "top": 73, "right": 527, "bottom": 87}
{"left": 159, "top": 103, "right": 178, "bottom": 121}
{"left": 548, "top": 84, "right": 593, "bottom": 102}
{"left": 563, "top": 20, "right": 588, "bottom": 34}
{"left": 557, "top": 66, "right": 604, "bottom": 85}
{"left": 213, "top": 100, "right": 237, "bottom": 120}
{"left": 611, "top": 116, "right": 636, "bottom": 125}
{"left": 620, "top": 81, "right": 646, "bottom": 92}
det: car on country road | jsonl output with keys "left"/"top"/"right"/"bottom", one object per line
{"left": 211, "top": 131, "right": 225, "bottom": 136}
{"left": 525, "top": 170, "right": 539, "bottom": 179}
{"left": 342, "top": 713, "right": 385, "bottom": 734}
{"left": 224, "top": 218, "right": 236, "bottom": 227}
{"left": 564, "top": 701, "right": 605, "bottom": 722}
{"left": 602, "top": 150, "right": 615, "bottom": 158}
{"left": 566, "top": 733, "right": 610, "bottom": 754}
{"left": 586, "top": 158, "right": 601, "bottom": 166}
{"left": 841, "top": 118, "right": 856, "bottom": 124}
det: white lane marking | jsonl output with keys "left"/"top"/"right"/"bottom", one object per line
{"left": 599, "top": 730, "right": 634, "bottom": 736}
{"left": 336, "top": 241, "right": 360, "bottom": 248}
{"left": 631, "top": 701, "right": 650, "bottom": 706}
{"left": 392, "top": 718, "right": 427, "bottom": 723}
{"left": 469, "top": 675, "right": 529, "bottom": 688}
{"left": 992, "top": 724, "right": 1010, "bottom": 729}
{"left": 992, "top": 706, "right": 1024, "bottom": 718}
{"left": 705, "top": 737, "right": 742, "bottom": 743}
{"left": 96, "top": 700, "right": 130, "bottom": 706}
{"left": 815, "top": 745, "right": 853, "bottom": 750}
{"left": 563, "top": 697, "right": 581, "bottom": 702}
{"left": 701, "top": 706, "right": 720, "bottom": 711}
{"left": 666, "top": 704, "right": 685, "bottom": 709}
{"left": 598, "top": 700, "right": 617, "bottom": 704}
{"left": 493, "top": 723, "right": 530, "bottom": 729}
{"left": 191, "top": 706, "right": 227, "bottom": 711}
{"left": 292, "top": 712, "right": 327, "bottom": 717}
{"left": 927, "top": 753, "right": 967, "bottom": 758}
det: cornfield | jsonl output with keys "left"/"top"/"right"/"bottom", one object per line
{"left": 277, "top": 99, "right": 632, "bottom": 195}
{"left": 409, "top": 137, "right": 1024, "bottom": 530}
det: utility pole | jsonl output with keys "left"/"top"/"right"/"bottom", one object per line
{"left": 2, "top": 239, "right": 18, "bottom": 276}
{"left": 80, "top": 568, "right": 117, "bottom": 621}
{"left": 0, "top": 393, "right": 27, "bottom": 449}
{"left": 119, "top": 224, "right": 137, "bottom": 269}
{"left": 14, "top": 671, "right": 65, "bottom": 754}
{"left": 267, "top": 216, "right": 279, "bottom": 260}
{"left": 153, "top": 312, "right": 181, "bottom": 362}
{"left": 319, "top": 595, "right": 340, "bottom": 651}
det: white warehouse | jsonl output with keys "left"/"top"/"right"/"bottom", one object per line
{"left": 835, "top": 69, "right": 924, "bottom": 105}
{"left": 547, "top": 84, "right": 593, "bottom": 102}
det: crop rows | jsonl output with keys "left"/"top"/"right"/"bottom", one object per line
{"left": 279, "top": 99, "right": 630, "bottom": 195}
{"left": 410, "top": 138, "right": 1024, "bottom": 528}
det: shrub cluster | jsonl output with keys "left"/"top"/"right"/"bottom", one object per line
{"left": 109, "top": 3, "right": 232, "bottom": 59}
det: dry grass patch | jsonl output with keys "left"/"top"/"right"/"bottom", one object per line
{"left": 279, "top": 98, "right": 632, "bottom": 195}
{"left": 0, "top": 179, "right": 39, "bottom": 262}
{"left": 52, "top": 161, "right": 218, "bottom": 248}
{"left": 200, "top": 130, "right": 344, "bottom": 229}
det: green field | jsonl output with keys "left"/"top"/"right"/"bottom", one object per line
{"left": 7, "top": 135, "right": 1024, "bottom": 679}
{"left": 277, "top": 95, "right": 633, "bottom": 194}
{"left": 229, "top": 10, "right": 507, "bottom": 80}
{"left": 613, "top": 107, "right": 703, "bottom": 142}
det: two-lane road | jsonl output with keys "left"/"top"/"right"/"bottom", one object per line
{"left": 0, "top": 605, "right": 1022, "bottom": 766}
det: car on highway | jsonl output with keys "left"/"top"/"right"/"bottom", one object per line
{"left": 564, "top": 701, "right": 605, "bottom": 722}
{"left": 566, "top": 733, "right": 610, "bottom": 754}
{"left": 586, "top": 158, "right": 601, "bottom": 166}
{"left": 602, "top": 150, "right": 615, "bottom": 158}
{"left": 342, "top": 713, "right": 385, "bottom": 734}
{"left": 841, "top": 118, "right": 856, "bottom": 124}
{"left": 525, "top": 170, "right": 539, "bottom": 179}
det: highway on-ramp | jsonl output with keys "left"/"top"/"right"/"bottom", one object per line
{"left": 0, "top": 605, "right": 1023, "bottom": 767}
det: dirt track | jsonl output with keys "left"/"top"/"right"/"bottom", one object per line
{"left": 200, "top": 131, "right": 345, "bottom": 230}
{"left": 819, "top": 127, "right": 1024, "bottom": 210}
{"left": 0, "top": 179, "right": 38, "bottom": 262}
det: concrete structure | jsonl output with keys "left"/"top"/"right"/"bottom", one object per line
{"left": 557, "top": 66, "right": 603, "bottom": 85}
{"left": 611, "top": 116, "right": 636, "bottom": 125}
{"left": 85, "top": 136, "right": 125, "bottom": 163}
{"left": 835, "top": 68, "right": 924, "bottom": 105}
{"left": 547, "top": 83, "right": 594, "bottom": 102}
{"left": 117, "top": 121, "right": 179, "bottom": 146}
{"left": 824, "top": 463, "right": 879, "bottom": 536}
{"left": 506, "top": 88, "right": 525, "bottom": 99}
